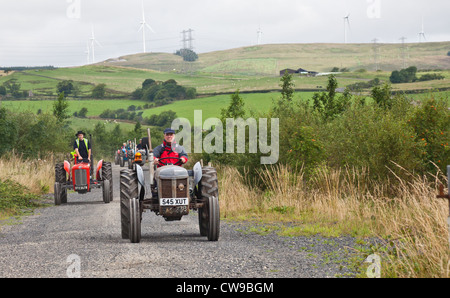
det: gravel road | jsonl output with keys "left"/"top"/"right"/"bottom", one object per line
{"left": 0, "top": 164, "right": 365, "bottom": 278}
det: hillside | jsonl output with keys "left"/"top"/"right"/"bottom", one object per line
{"left": 104, "top": 42, "right": 450, "bottom": 75}
{"left": 0, "top": 42, "right": 449, "bottom": 98}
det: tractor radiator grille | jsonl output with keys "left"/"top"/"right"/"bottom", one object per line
{"left": 159, "top": 178, "right": 188, "bottom": 198}
{"left": 75, "top": 169, "right": 88, "bottom": 186}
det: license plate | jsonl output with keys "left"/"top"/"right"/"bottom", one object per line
{"left": 75, "top": 185, "right": 88, "bottom": 191}
{"left": 160, "top": 198, "right": 188, "bottom": 206}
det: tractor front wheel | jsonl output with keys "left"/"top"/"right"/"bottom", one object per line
{"left": 102, "top": 180, "right": 111, "bottom": 204}
{"left": 129, "top": 197, "right": 142, "bottom": 243}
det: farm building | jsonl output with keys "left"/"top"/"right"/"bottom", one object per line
{"left": 280, "top": 68, "right": 318, "bottom": 77}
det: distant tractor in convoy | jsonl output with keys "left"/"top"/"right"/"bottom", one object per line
{"left": 120, "top": 129, "right": 220, "bottom": 243}
{"left": 54, "top": 157, "right": 113, "bottom": 205}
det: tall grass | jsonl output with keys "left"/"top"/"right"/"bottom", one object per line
{"left": 0, "top": 153, "right": 56, "bottom": 195}
{"left": 218, "top": 163, "right": 450, "bottom": 278}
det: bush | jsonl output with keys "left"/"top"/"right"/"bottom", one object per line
{"left": 133, "top": 79, "right": 197, "bottom": 106}
{"left": 175, "top": 49, "right": 198, "bottom": 62}
{"left": 416, "top": 73, "right": 445, "bottom": 82}
{"left": 0, "top": 179, "right": 42, "bottom": 214}
{"left": 389, "top": 66, "right": 417, "bottom": 84}
{"left": 92, "top": 84, "right": 106, "bottom": 98}
{"left": 408, "top": 95, "right": 450, "bottom": 173}
{"left": 321, "top": 102, "right": 424, "bottom": 181}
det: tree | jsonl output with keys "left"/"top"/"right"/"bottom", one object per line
{"left": 78, "top": 107, "right": 88, "bottom": 118}
{"left": 57, "top": 80, "right": 74, "bottom": 97}
{"left": 371, "top": 83, "right": 393, "bottom": 110}
{"left": 280, "top": 70, "right": 295, "bottom": 102}
{"left": 53, "top": 92, "right": 70, "bottom": 123}
{"left": 221, "top": 90, "right": 245, "bottom": 120}
{"left": 389, "top": 66, "right": 417, "bottom": 84}
{"left": 175, "top": 49, "right": 198, "bottom": 62}
{"left": 312, "top": 75, "right": 351, "bottom": 121}
{"left": 142, "top": 79, "right": 156, "bottom": 89}
{"left": 3, "top": 79, "right": 21, "bottom": 98}
{"left": 92, "top": 84, "right": 106, "bottom": 98}
{"left": 0, "top": 107, "right": 18, "bottom": 156}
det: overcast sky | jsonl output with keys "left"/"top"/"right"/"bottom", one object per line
{"left": 0, "top": 0, "right": 449, "bottom": 67}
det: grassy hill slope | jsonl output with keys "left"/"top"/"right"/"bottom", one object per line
{"left": 105, "top": 42, "right": 450, "bottom": 74}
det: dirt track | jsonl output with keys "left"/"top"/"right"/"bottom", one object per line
{"left": 0, "top": 164, "right": 363, "bottom": 278}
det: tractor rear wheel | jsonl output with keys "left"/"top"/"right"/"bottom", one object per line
{"left": 55, "top": 163, "right": 67, "bottom": 205}
{"left": 198, "top": 166, "right": 220, "bottom": 241}
{"left": 54, "top": 182, "right": 62, "bottom": 206}
{"left": 120, "top": 169, "right": 139, "bottom": 240}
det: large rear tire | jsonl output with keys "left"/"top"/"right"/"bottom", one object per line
{"left": 120, "top": 170, "right": 139, "bottom": 240}
{"left": 54, "top": 182, "right": 62, "bottom": 206}
{"left": 198, "top": 167, "right": 220, "bottom": 241}
{"left": 55, "top": 163, "right": 67, "bottom": 205}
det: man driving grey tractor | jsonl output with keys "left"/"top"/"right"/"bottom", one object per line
{"left": 153, "top": 128, "right": 188, "bottom": 168}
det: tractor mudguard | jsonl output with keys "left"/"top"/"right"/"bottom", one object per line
{"left": 64, "top": 160, "right": 71, "bottom": 179}
{"left": 96, "top": 160, "right": 103, "bottom": 181}
{"left": 193, "top": 162, "right": 202, "bottom": 186}
{"left": 136, "top": 164, "right": 145, "bottom": 187}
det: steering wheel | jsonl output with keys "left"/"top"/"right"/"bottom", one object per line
{"left": 158, "top": 157, "right": 183, "bottom": 166}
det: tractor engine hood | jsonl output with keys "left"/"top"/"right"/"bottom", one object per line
{"left": 155, "top": 166, "right": 189, "bottom": 180}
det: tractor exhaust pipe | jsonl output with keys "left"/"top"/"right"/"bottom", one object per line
{"left": 148, "top": 128, "right": 155, "bottom": 187}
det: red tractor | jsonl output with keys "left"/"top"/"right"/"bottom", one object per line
{"left": 54, "top": 157, "right": 113, "bottom": 205}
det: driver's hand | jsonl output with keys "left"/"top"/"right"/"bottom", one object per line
{"left": 181, "top": 157, "right": 187, "bottom": 164}
{"left": 154, "top": 158, "right": 159, "bottom": 163}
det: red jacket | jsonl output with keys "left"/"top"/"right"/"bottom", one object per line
{"left": 154, "top": 141, "right": 188, "bottom": 167}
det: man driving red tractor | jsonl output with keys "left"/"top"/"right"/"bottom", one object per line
{"left": 73, "top": 131, "right": 91, "bottom": 164}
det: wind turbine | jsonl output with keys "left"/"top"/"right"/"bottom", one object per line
{"left": 89, "top": 25, "right": 102, "bottom": 63}
{"left": 85, "top": 41, "right": 90, "bottom": 64}
{"left": 343, "top": 14, "right": 351, "bottom": 44}
{"left": 257, "top": 27, "right": 263, "bottom": 45}
{"left": 139, "top": 0, "right": 155, "bottom": 53}
{"left": 419, "top": 17, "right": 426, "bottom": 43}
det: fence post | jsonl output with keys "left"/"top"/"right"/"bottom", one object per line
{"left": 437, "top": 165, "right": 450, "bottom": 247}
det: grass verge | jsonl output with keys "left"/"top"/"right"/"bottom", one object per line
{"left": 217, "top": 163, "right": 450, "bottom": 278}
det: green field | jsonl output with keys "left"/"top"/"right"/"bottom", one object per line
{"left": 2, "top": 92, "right": 318, "bottom": 123}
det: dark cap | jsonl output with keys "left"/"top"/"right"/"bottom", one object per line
{"left": 76, "top": 131, "right": 86, "bottom": 137}
{"left": 164, "top": 128, "right": 175, "bottom": 135}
